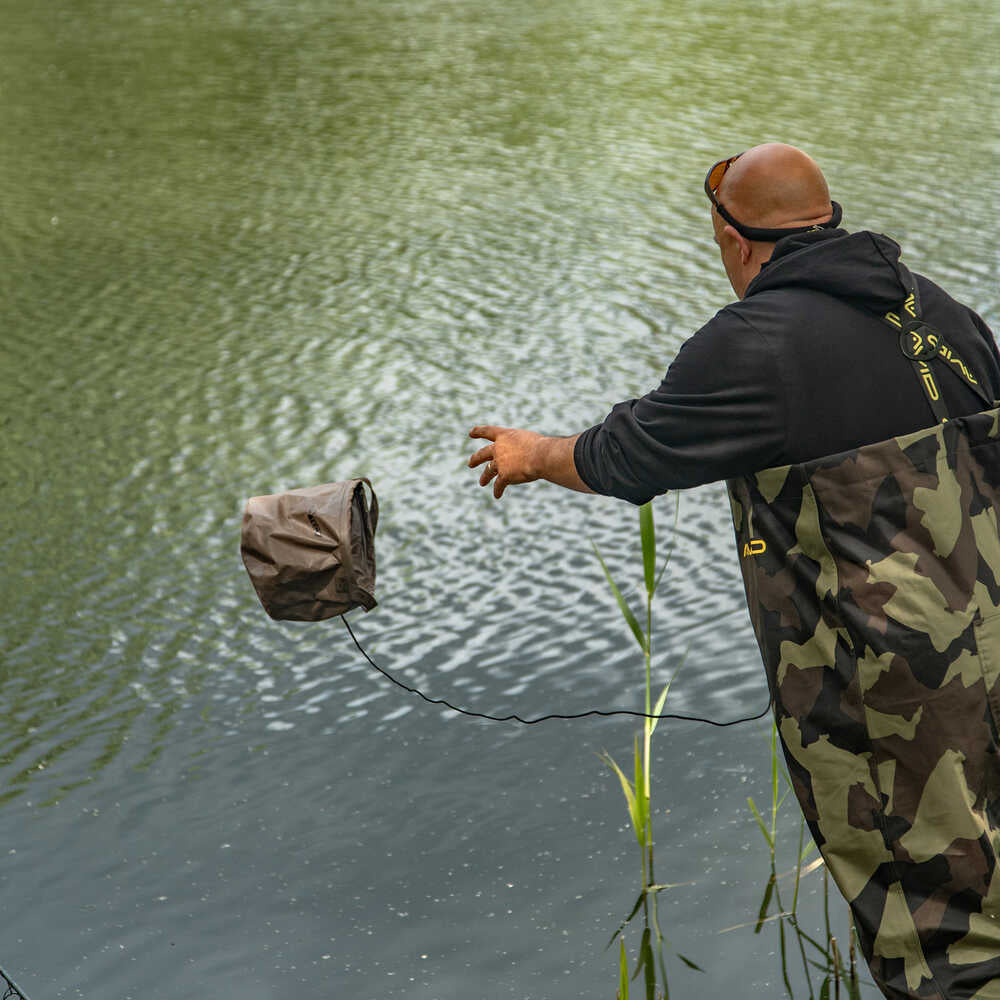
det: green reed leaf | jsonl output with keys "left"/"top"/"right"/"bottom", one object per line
{"left": 646, "top": 961, "right": 658, "bottom": 1000}
{"left": 651, "top": 916, "right": 670, "bottom": 997}
{"left": 754, "top": 874, "right": 776, "bottom": 933}
{"left": 639, "top": 502, "right": 656, "bottom": 598}
{"left": 639, "top": 929, "right": 655, "bottom": 1000}
{"left": 778, "top": 916, "right": 791, "bottom": 997}
{"left": 606, "top": 890, "right": 648, "bottom": 948}
{"left": 623, "top": 890, "right": 646, "bottom": 932}
{"left": 632, "top": 926, "right": 650, "bottom": 980}
{"left": 633, "top": 734, "right": 648, "bottom": 843}
{"left": 770, "top": 724, "right": 780, "bottom": 822}
{"left": 819, "top": 976, "right": 831, "bottom": 1000}
{"left": 653, "top": 492, "right": 681, "bottom": 592}
{"left": 601, "top": 751, "right": 642, "bottom": 842}
{"left": 799, "top": 837, "right": 819, "bottom": 864}
{"left": 618, "top": 936, "right": 630, "bottom": 1000}
{"left": 747, "top": 796, "right": 774, "bottom": 849}
{"left": 647, "top": 679, "right": 671, "bottom": 737}
{"left": 677, "top": 953, "right": 703, "bottom": 972}
{"left": 592, "top": 542, "right": 647, "bottom": 653}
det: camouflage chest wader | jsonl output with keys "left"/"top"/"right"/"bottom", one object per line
{"left": 728, "top": 270, "right": 1000, "bottom": 999}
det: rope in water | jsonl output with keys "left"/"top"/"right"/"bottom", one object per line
{"left": 342, "top": 616, "right": 772, "bottom": 727}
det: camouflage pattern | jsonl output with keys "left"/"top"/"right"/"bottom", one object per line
{"left": 728, "top": 406, "right": 1000, "bottom": 999}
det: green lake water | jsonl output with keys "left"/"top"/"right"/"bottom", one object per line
{"left": 1, "top": 0, "right": 997, "bottom": 996}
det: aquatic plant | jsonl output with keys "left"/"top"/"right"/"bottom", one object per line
{"left": 594, "top": 496, "right": 699, "bottom": 999}
{"left": 596, "top": 499, "right": 872, "bottom": 999}
{"left": 736, "top": 723, "right": 867, "bottom": 999}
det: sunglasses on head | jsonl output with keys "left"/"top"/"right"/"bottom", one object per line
{"left": 704, "top": 153, "right": 842, "bottom": 242}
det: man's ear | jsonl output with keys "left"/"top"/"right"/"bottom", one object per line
{"left": 724, "top": 224, "right": 752, "bottom": 264}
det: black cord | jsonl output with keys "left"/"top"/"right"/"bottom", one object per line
{"left": 342, "top": 616, "right": 772, "bottom": 727}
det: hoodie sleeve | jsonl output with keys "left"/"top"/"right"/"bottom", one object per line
{"left": 574, "top": 309, "right": 788, "bottom": 503}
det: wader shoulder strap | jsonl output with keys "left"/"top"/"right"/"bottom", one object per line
{"left": 882, "top": 262, "right": 993, "bottom": 423}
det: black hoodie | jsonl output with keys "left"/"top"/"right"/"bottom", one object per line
{"left": 574, "top": 229, "right": 1000, "bottom": 504}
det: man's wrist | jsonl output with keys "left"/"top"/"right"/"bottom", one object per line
{"left": 527, "top": 434, "right": 552, "bottom": 481}
{"left": 531, "top": 433, "right": 588, "bottom": 492}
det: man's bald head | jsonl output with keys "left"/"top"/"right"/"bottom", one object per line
{"left": 710, "top": 143, "right": 836, "bottom": 298}
{"left": 717, "top": 143, "right": 833, "bottom": 230}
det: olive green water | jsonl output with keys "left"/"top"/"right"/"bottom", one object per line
{"left": 1, "top": 1, "right": 997, "bottom": 997}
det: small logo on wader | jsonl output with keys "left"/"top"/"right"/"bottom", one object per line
{"left": 743, "top": 539, "right": 766, "bottom": 557}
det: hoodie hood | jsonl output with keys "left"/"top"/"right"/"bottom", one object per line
{"left": 745, "top": 229, "right": 910, "bottom": 314}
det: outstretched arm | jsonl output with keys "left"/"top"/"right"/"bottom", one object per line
{"left": 468, "top": 425, "right": 595, "bottom": 499}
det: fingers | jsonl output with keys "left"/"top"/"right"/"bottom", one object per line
{"left": 480, "top": 460, "right": 506, "bottom": 498}
{"left": 478, "top": 460, "right": 498, "bottom": 487}
{"left": 468, "top": 425, "right": 508, "bottom": 499}
{"left": 474, "top": 454, "right": 506, "bottom": 498}
{"left": 468, "top": 425, "right": 505, "bottom": 442}
{"left": 468, "top": 444, "right": 494, "bottom": 469}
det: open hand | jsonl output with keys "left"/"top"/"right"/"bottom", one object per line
{"left": 467, "top": 425, "right": 543, "bottom": 499}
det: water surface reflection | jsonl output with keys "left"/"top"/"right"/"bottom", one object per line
{"left": 1, "top": 0, "right": 994, "bottom": 996}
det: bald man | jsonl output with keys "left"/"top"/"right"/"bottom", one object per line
{"left": 468, "top": 144, "right": 1000, "bottom": 999}
{"left": 468, "top": 143, "right": 996, "bottom": 498}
